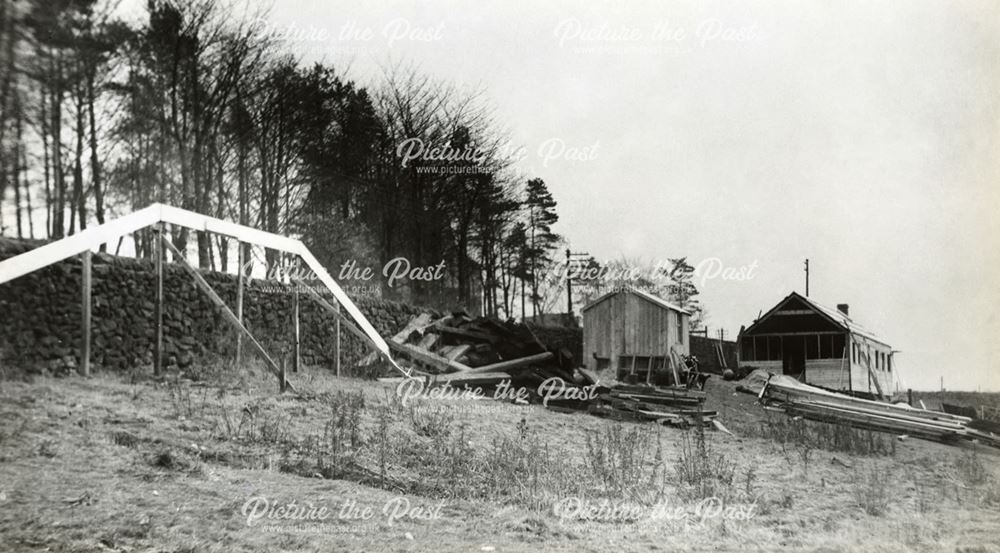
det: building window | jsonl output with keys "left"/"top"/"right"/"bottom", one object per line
{"left": 806, "top": 334, "right": 819, "bottom": 359}
{"left": 769, "top": 336, "right": 782, "bottom": 361}
{"left": 741, "top": 338, "right": 754, "bottom": 362}
{"left": 677, "top": 314, "right": 683, "bottom": 344}
{"left": 887, "top": 354, "right": 892, "bottom": 372}
{"left": 833, "top": 334, "right": 846, "bottom": 359}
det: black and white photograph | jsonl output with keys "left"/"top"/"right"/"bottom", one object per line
{"left": 0, "top": 0, "right": 998, "bottom": 551}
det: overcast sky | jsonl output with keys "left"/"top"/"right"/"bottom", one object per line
{"left": 159, "top": 0, "right": 1000, "bottom": 391}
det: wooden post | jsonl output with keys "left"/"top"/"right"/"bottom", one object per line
{"left": 335, "top": 305, "right": 341, "bottom": 377}
{"left": 80, "top": 250, "right": 92, "bottom": 376}
{"left": 280, "top": 355, "right": 287, "bottom": 393}
{"left": 295, "top": 278, "right": 400, "bottom": 376}
{"left": 908, "top": 388, "right": 913, "bottom": 407}
{"left": 235, "top": 242, "right": 244, "bottom": 367}
{"left": 161, "top": 237, "right": 289, "bottom": 392}
{"left": 669, "top": 349, "right": 681, "bottom": 387}
{"left": 292, "top": 268, "right": 300, "bottom": 373}
{"left": 154, "top": 224, "right": 163, "bottom": 376}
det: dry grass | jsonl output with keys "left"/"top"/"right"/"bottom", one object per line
{"left": 740, "top": 411, "right": 897, "bottom": 459}
{"left": 854, "top": 463, "right": 891, "bottom": 516}
{"left": 0, "top": 364, "right": 998, "bottom": 552}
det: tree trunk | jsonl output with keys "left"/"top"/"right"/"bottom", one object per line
{"left": 51, "top": 52, "right": 66, "bottom": 239}
{"left": 21, "top": 137, "right": 34, "bottom": 238}
{"left": 86, "top": 69, "right": 105, "bottom": 250}
{"left": 71, "top": 78, "right": 86, "bottom": 234}
{"left": 12, "top": 95, "right": 22, "bottom": 238}
{"left": 40, "top": 82, "right": 52, "bottom": 237}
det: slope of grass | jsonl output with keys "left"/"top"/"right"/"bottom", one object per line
{"left": 0, "top": 364, "right": 998, "bottom": 552}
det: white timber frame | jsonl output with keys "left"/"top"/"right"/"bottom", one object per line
{"left": 0, "top": 202, "right": 406, "bottom": 378}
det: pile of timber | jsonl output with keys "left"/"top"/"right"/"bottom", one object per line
{"left": 374, "top": 312, "right": 716, "bottom": 428}
{"left": 739, "top": 370, "right": 1000, "bottom": 448}
{"left": 581, "top": 384, "right": 717, "bottom": 428}
{"left": 368, "top": 312, "right": 576, "bottom": 386}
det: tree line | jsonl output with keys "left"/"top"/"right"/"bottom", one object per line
{"left": 0, "top": 0, "right": 567, "bottom": 318}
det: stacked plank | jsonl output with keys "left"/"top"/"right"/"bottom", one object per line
{"left": 584, "top": 385, "right": 716, "bottom": 428}
{"left": 741, "top": 370, "right": 999, "bottom": 448}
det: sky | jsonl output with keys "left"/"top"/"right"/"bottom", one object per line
{"left": 102, "top": 0, "right": 1000, "bottom": 391}
{"left": 255, "top": 0, "right": 1000, "bottom": 392}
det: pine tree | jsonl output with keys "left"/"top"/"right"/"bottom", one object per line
{"left": 523, "top": 178, "right": 560, "bottom": 315}
{"left": 664, "top": 257, "right": 705, "bottom": 329}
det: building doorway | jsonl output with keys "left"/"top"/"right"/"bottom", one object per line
{"left": 782, "top": 336, "right": 806, "bottom": 378}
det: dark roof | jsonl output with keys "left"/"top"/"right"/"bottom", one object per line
{"left": 744, "top": 291, "right": 890, "bottom": 346}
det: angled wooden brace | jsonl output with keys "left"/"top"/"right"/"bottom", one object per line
{"left": 161, "top": 237, "right": 292, "bottom": 393}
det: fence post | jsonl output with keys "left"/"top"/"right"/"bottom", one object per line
{"left": 336, "top": 307, "right": 341, "bottom": 377}
{"left": 280, "top": 355, "right": 288, "bottom": 393}
{"left": 154, "top": 224, "right": 164, "bottom": 376}
{"left": 235, "top": 242, "right": 244, "bottom": 367}
{"left": 293, "top": 270, "right": 300, "bottom": 373}
{"left": 80, "top": 250, "right": 92, "bottom": 376}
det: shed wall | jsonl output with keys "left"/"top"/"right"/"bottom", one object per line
{"left": 583, "top": 292, "right": 688, "bottom": 372}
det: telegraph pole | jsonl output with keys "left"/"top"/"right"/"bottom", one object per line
{"left": 804, "top": 259, "right": 810, "bottom": 297}
{"left": 566, "top": 249, "right": 589, "bottom": 317}
{"left": 566, "top": 249, "right": 572, "bottom": 314}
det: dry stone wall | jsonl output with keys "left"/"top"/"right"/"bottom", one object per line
{"left": 0, "top": 238, "right": 436, "bottom": 374}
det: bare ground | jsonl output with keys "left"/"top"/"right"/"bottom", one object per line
{"left": 0, "top": 363, "right": 998, "bottom": 553}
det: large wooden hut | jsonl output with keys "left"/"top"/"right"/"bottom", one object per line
{"left": 737, "top": 291, "right": 895, "bottom": 398}
{"left": 582, "top": 287, "right": 690, "bottom": 382}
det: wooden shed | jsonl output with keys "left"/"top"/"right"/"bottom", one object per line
{"left": 582, "top": 287, "right": 690, "bottom": 382}
{"left": 737, "top": 291, "right": 895, "bottom": 398}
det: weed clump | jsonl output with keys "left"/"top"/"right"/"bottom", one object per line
{"left": 675, "top": 418, "right": 737, "bottom": 502}
{"left": 854, "top": 464, "right": 890, "bottom": 516}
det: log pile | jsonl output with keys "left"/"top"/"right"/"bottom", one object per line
{"left": 375, "top": 312, "right": 716, "bottom": 427}
{"left": 739, "top": 370, "right": 1000, "bottom": 448}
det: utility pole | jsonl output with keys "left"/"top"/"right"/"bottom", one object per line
{"left": 566, "top": 249, "right": 572, "bottom": 315}
{"left": 565, "top": 249, "right": 589, "bottom": 318}
{"left": 804, "top": 259, "right": 810, "bottom": 297}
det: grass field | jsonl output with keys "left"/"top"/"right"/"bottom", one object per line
{"left": 1, "top": 362, "right": 998, "bottom": 552}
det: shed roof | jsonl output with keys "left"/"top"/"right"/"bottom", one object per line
{"left": 744, "top": 291, "right": 890, "bottom": 346}
{"left": 582, "top": 287, "right": 691, "bottom": 315}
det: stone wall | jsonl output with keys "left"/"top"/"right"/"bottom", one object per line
{"left": 0, "top": 238, "right": 436, "bottom": 374}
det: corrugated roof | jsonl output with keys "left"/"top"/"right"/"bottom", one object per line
{"left": 582, "top": 286, "right": 691, "bottom": 315}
